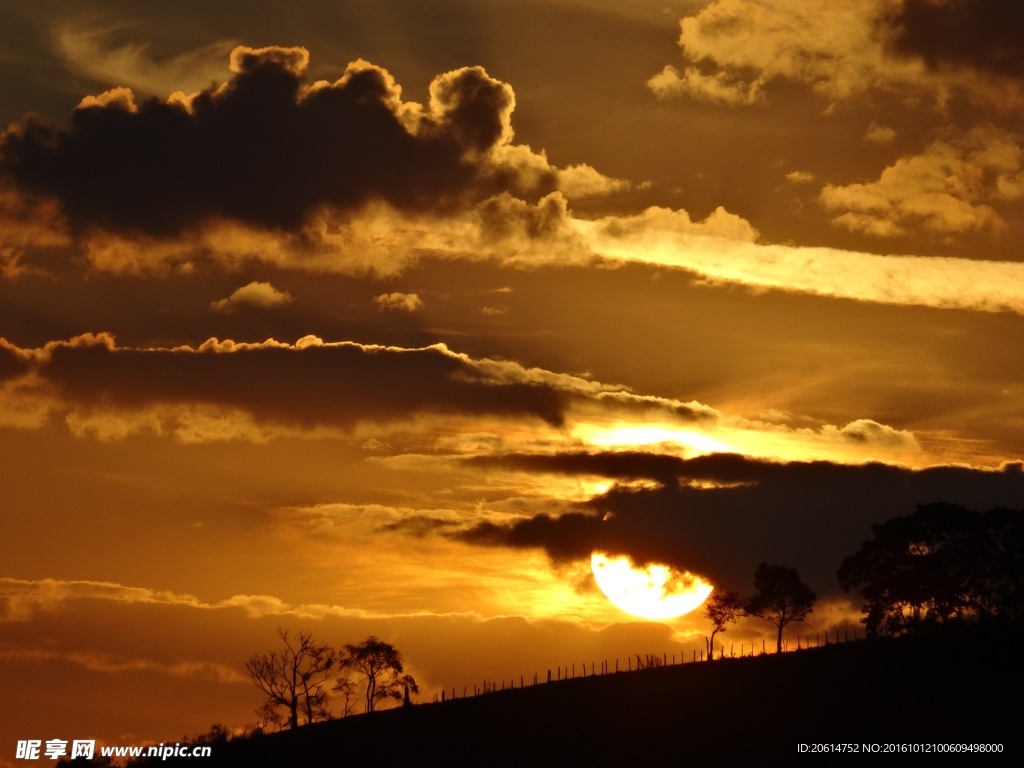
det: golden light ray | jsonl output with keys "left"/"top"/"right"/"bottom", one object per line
{"left": 573, "top": 422, "right": 738, "bottom": 454}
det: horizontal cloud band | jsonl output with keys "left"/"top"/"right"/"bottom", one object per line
{"left": 580, "top": 216, "right": 1024, "bottom": 315}
{"left": 448, "top": 452, "right": 1024, "bottom": 597}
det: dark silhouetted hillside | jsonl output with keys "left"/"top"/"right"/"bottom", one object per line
{"left": 149, "top": 621, "right": 1018, "bottom": 765}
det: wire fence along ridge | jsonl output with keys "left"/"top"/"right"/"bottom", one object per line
{"left": 429, "top": 626, "right": 859, "bottom": 703}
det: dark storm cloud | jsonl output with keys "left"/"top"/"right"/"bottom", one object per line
{"left": 0, "top": 338, "right": 32, "bottom": 379}
{"left": 455, "top": 452, "right": 1024, "bottom": 597}
{"left": 32, "top": 334, "right": 568, "bottom": 429}
{"left": 0, "top": 46, "right": 556, "bottom": 237}
{"left": 883, "top": 0, "right": 1024, "bottom": 78}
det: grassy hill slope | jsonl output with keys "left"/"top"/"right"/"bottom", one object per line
{"left": 157, "top": 622, "right": 1017, "bottom": 765}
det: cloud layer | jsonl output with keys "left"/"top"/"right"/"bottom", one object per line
{"left": 8, "top": 333, "right": 575, "bottom": 437}
{"left": 451, "top": 452, "right": 1024, "bottom": 597}
{"left": 884, "top": 0, "right": 1024, "bottom": 80}
{"left": 821, "top": 124, "right": 1024, "bottom": 237}
{"left": 0, "top": 45, "right": 625, "bottom": 277}
{"left": 651, "top": 0, "right": 1024, "bottom": 108}
{"left": 0, "top": 48, "right": 536, "bottom": 235}
{"left": 581, "top": 214, "right": 1024, "bottom": 315}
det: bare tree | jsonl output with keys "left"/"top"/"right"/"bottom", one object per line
{"left": 702, "top": 589, "right": 743, "bottom": 660}
{"left": 341, "top": 636, "right": 419, "bottom": 712}
{"left": 245, "top": 628, "right": 336, "bottom": 729}
{"left": 744, "top": 563, "right": 815, "bottom": 653}
{"left": 253, "top": 701, "right": 283, "bottom": 733}
{"left": 331, "top": 674, "right": 359, "bottom": 718}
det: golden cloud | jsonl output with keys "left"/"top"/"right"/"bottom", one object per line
{"left": 652, "top": 0, "right": 1024, "bottom": 110}
{"left": 577, "top": 212, "right": 1024, "bottom": 315}
{"left": 374, "top": 292, "right": 424, "bottom": 312}
{"left": 821, "top": 124, "right": 1023, "bottom": 238}
{"left": 210, "top": 281, "right": 294, "bottom": 312}
{"left": 0, "top": 48, "right": 628, "bottom": 277}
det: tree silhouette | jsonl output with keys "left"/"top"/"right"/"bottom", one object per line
{"left": 701, "top": 590, "right": 743, "bottom": 660}
{"left": 245, "top": 628, "right": 335, "bottom": 729}
{"left": 341, "top": 636, "right": 419, "bottom": 713}
{"left": 744, "top": 563, "right": 815, "bottom": 653}
{"left": 332, "top": 674, "right": 359, "bottom": 718}
{"left": 254, "top": 701, "right": 283, "bottom": 733}
{"left": 838, "top": 503, "right": 1024, "bottom": 637}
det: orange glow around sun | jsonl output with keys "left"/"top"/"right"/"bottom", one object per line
{"left": 590, "top": 551, "right": 713, "bottom": 620}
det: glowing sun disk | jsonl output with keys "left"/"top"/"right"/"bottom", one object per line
{"left": 590, "top": 551, "right": 713, "bottom": 620}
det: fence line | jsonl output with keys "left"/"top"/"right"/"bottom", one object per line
{"left": 429, "top": 626, "right": 860, "bottom": 703}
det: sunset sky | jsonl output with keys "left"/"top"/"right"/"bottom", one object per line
{"left": 3, "top": 0, "right": 1024, "bottom": 754}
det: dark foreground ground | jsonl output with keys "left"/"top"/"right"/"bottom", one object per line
{"left": 155, "top": 622, "right": 1018, "bottom": 765}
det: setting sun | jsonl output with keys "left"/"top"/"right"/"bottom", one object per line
{"left": 2, "top": 0, "right": 1022, "bottom": 754}
{"left": 590, "top": 551, "right": 713, "bottom": 620}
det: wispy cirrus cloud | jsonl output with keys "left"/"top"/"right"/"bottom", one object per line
{"left": 0, "top": 645, "right": 247, "bottom": 684}
{"left": 0, "top": 576, "right": 387, "bottom": 623}
{"left": 53, "top": 21, "right": 236, "bottom": 99}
